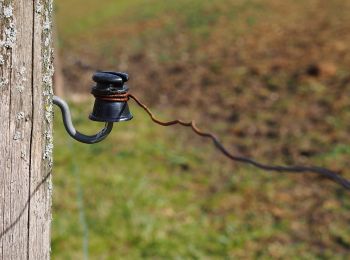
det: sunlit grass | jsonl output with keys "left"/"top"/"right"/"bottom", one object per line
{"left": 52, "top": 101, "right": 349, "bottom": 259}
{"left": 53, "top": 0, "right": 350, "bottom": 258}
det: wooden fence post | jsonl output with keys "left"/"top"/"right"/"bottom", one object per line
{"left": 0, "top": 0, "right": 54, "bottom": 259}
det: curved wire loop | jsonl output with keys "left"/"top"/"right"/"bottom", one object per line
{"left": 53, "top": 96, "right": 113, "bottom": 144}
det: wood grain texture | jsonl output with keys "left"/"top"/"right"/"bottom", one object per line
{"left": 0, "top": 0, "right": 53, "bottom": 259}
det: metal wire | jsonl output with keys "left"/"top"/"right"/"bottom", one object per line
{"left": 128, "top": 94, "right": 350, "bottom": 192}
{"left": 72, "top": 161, "right": 89, "bottom": 260}
{"left": 92, "top": 92, "right": 129, "bottom": 102}
{"left": 68, "top": 141, "right": 89, "bottom": 260}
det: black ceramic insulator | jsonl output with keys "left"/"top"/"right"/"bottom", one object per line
{"left": 91, "top": 71, "right": 128, "bottom": 96}
{"left": 89, "top": 71, "right": 133, "bottom": 123}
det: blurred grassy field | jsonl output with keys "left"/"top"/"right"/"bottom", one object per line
{"left": 53, "top": 0, "right": 350, "bottom": 258}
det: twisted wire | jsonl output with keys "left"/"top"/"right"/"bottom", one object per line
{"left": 92, "top": 92, "right": 129, "bottom": 102}
{"left": 128, "top": 94, "right": 350, "bottom": 192}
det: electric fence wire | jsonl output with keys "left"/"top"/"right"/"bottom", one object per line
{"left": 128, "top": 94, "right": 350, "bottom": 192}
{"left": 74, "top": 164, "right": 89, "bottom": 260}
{"left": 69, "top": 141, "right": 89, "bottom": 260}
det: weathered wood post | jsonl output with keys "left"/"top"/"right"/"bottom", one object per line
{"left": 0, "top": 0, "right": 54, "bottom": 259}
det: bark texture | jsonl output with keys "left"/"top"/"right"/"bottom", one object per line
{"left": 0, "top": 0, "right": 54, "bottom": 259}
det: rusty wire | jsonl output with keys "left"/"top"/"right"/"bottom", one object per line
{"left": 92, "top": 92, "right": 129, "bottom": 102}
{"left": 128, "top": 94, "right": 350, "bottom": 192}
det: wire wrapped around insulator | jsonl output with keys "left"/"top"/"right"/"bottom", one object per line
{"left": 92, "top": 92, "right": 129, "bottom": 102}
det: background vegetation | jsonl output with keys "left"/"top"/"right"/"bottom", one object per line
{"left": 53, "top": 0, "right": 350, "bottom": 258}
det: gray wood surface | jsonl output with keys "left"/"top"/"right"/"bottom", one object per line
{"left": 0, "top": 0, "right": 54, "bottom": 259}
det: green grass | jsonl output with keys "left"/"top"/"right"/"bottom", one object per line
{"left": 56, "top": 0, "right": 266, "bottom": 53}
{"left": 53, "top": 102, "right": 219, "bottom": 259}
{"left": 53, "top": 0, "right": 350, "bottom": 258}
{"left": 56, "top": 0, "right": 224, "bottom": 38}
{"left": 52, "top": 102, "right": 350, "bottom": 259}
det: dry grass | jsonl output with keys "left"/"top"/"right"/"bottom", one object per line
{"left": 53, "top": 0, "right": 350, "bottom": 258}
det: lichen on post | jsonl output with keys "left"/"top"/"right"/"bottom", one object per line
{"left": 0, "top": 0, "right": 54, "bottom": 259}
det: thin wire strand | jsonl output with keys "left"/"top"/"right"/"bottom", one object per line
{"left": 128, "top": 94, "right": 350, "bottom": 192}
{"left": 69, "top": 141, "right": 89, "bottom": 260}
